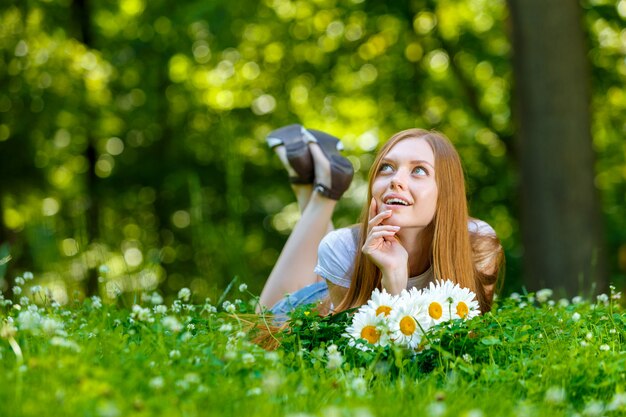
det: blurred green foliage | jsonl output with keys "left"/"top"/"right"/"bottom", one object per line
{"left": 0, "top": 0, "right": 624, "bottom": 302}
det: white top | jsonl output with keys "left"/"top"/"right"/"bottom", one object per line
{"left": 314, "top": 219, "right": 496, "bottom": 289}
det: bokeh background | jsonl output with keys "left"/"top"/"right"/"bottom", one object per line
{"left": 0, "top": 0, "right": 624, "bottom": 304}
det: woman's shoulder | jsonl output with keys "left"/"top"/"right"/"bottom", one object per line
{"left": 320, "top": 226, "right": 360, "bottom": 248}
{"left": 468, "top": 218, "right": 497, "bottom": 236}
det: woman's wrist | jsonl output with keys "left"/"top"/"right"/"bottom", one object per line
{"left": 381, "top": 266, "right": 408, "bottom": 295}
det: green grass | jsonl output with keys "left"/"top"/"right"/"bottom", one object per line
{"left": 1, "top": 284, "right": 625, "bottom": 417}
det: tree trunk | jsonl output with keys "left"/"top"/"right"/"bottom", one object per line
{"left": 508, "top": 0, "right": 607, "bottom": 295}
{"left": 72, "top": 0, "right": 100, "bottom": 296}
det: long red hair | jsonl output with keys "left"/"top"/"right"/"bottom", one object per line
{"left": 335, "top": 129, "right": 502, "bottom": 313}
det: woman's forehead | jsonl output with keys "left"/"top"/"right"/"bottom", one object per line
{"left": 383, "top": 137, "right": 435, "bottom": 164}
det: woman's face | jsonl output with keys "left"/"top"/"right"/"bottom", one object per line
{"left": 371, "top": 137, "right": 438, "bottom": 229}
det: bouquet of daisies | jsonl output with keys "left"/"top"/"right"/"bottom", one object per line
{"left": 343, "top": 280, "right": 480, "bottom": 351}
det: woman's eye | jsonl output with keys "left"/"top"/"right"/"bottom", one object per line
{"left": 413, "top": 166, "right": 427, "bottom": 176}
{"left": 379, "top": 163, "right": 393, "bottom": 173}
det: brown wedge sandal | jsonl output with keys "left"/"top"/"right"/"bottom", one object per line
{"left": 301, "top": 128, "right": 354, "bottom": 200}
{"left": 266, "top": 124, "right": 314, "bottom": 184}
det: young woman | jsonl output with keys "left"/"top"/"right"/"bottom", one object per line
{"left": 259, "top": 126, "right": 503, "bottom": 317}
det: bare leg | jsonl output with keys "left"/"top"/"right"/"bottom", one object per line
{"left": 258, "top": 143, "right": 337, "bottom": 309}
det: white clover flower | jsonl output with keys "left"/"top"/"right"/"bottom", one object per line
{"left": 246, "top": 387, "right": 262, "bottom": 396}
{"left": 41, "top": 317, "right": 64, "bottom": 336}
{"left": 426, "top": 402, "right": 447, "bottom": 417}
{"left": 509, "top": 292, "right": 521, "bottom": 302}
{"left": 15, "top": 277, "right": 25, "bottom": 286}
{"left": 169, "top": 350, "right": 181, "bottom": 359}
{"left": 242, "top": 353, "right": 255, "bottom": 365}
{"left": 238, "top": 283, "right": 248, "bottom": 292}
{"left": 343, "top": 306, "right": 389, "bottom": 351}
{"left": 30, "top": 285, "right": 42, "bottom": 294}
{"left": 572, "top": 312, "right": 581, "bottom": 322}
{"left": 462, "top": 353, "right": 473, "bottom": 363}
{"left": 91, "top": 296, "right": 102, "bottom": 309}
{"left": 19, "top": 297, "right": 29, "bottom": 306}
{"left": 583, "top": 401, "right": 604, "bottom": 417}
{"left": 162, "top": 316, "right": 183, "bottom": 333}
{"left": 149, "top": 376, "right": 165, "bottom": 390}
{"left": 388, "top": 301, "right": 427, "bottom": 350}
{"left": 131, "top": 305, "right": 154, "bottom": 323}
{"left": 223, "top": 301, "right": 236, "bottom": 314}
{"left": 50, "top": 337, "right": 81, "bottom": 352}
{"left": 150, "top": 293, "right": 164, "bottom": 305}
{"left": 17, "top": 310, "right": 41, "bottom": 333}
{"left": 23, "top": 272, "right": 33, "bottom": 280}
{"left": 545, "top": 386, "right": 566, "bottom": 404}
{"left": 366, "top": 288, "right": 398, "bottom": 318}
{"left": 171, "top": 300, "right": 182, "bottom": 313}
{"left": 326, "top": 344, "right": 343, "bottom": 370}
{"left": 585, "top": 332, "right": 593, "bottom": 340}
{"left": 536, "top": 289, "right": 553, "bottom": 303}
{"left": 350, "top": 376, "right": 367, "bottom": 397}
{"left": 596, "top": 293, "right": 609, "bottom": 305}
{"left": 599, "top": 344, "right": 610, "bottom": 352}
{"left": 609, "top": 328, "right": 616, "bottom": 334}
{"left": 219, "top": 323, "right": 233, "bottom": 333}
{"left": 572, "top": 295, "right": 584, "bottom": 304}
{"left": 12, "top": 286, "right": 22, "bottom": 296}
{"left": 265, "top": 351, "right": 280, "bottom": 363}
{"left": 177, "top": 288, "right": 191, "bottom": 302}
{"left": 558, "top": 298, "right": 570, "bottom": 307}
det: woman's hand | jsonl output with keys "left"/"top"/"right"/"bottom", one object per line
{"left": 362, "top": 198, "right": 408, "bottom": 294}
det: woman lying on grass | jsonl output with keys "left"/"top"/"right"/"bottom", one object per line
{"left": 258, "top": 126, "right": 504, "bottom": 320}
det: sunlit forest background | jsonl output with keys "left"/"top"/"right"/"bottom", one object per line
{"left": 0, "top": 0, "right": 624, "bottom": 304}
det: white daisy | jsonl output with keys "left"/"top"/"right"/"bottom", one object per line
{"left": 444, "top": 282, "right": 481, "bottom": 320}
{"left": 366, "top": 288, "right": 399, "bottom": 318}
{"left": 344, "top": 306, "right": 389, "bottom": 350}
{"left": 388, "top": 301, "right": 428, "bottom": 349}
{"left": 423, "top": 282, "right": 454, "bottom": 326}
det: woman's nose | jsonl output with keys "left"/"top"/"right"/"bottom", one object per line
{"left": 390, "top": 170, "right": 408, "bottom": 189}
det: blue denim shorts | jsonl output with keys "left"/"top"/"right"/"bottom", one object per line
{"left": 269, "top": 281, "right": 329, "bottom": 316}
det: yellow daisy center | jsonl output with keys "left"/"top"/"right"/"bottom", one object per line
{"left": 360, "top": 325, "right": 381, "bottom": 344}
{"left": 376, "top": 305, "right": 392, "bottom": 316}
{"left": 399, "top": 316, "right": 417, "bottom": 336}
{"left": 456, "top": 301, "right": 469, "bottom": 319}
{"left": 428, "top": 302, "right": 442, "bottom": 320}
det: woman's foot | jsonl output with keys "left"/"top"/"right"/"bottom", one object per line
{"left": 303, "top": 129, "right": 354, "bottom": 200}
